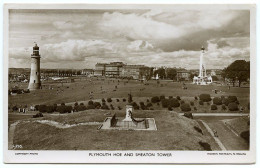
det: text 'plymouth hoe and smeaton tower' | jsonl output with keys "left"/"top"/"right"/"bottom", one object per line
{"left": 28, "top": 43, "right": 41, "bottom": 90}
{"left": 193, "top": 46, "right": 212, "bottom": 85}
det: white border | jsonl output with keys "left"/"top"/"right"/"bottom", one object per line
{"left": 2, "top": 2, "right": 257, "bottom": 164}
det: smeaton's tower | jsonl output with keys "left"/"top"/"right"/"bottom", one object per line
{"left": 193, "top": 46, "right": 212, "bottom": 85}
{"left": 28, "top": 43, "right": 41, "bottom": 90}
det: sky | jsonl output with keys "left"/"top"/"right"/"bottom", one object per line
{"left": 8, "top": 9, "right": 250, "bottom": 69}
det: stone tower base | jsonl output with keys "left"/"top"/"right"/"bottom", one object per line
{"left": 28, "top": 83, "right": 41, "bottom": 90}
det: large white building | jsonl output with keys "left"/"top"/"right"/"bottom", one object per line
{"left": 193, "top": 46, "right": 212, "bottom": 85}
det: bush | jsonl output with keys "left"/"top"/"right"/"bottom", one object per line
{"left": 160, "top": 95, "right": 165, "bottom": 100}
{"left": 88, "top": 100, "right": 94, "bottom": 105}
{"left": 74, "top": 102, "right": 78, "bottom": 106}
{"left": 123, "top": 98, "right": 126, "bottom": 102}
{"left": 118, "top": 106, "right": 122, "bottom": 110}
{"left": 161, "top": 99, "right": 169, "bottom": 108}
{"left": 240, "top": 130, "right": 249, "bottom": 143}
{"left": 102, "top": 98, "right": 106, "bottom": 103}
{"left": 190, "top": 101, "right": 194, "bottom": 106}
{"left": 168, "top": 106, "right": 173, "bottom": 111}
{"left": 139, "top": 102, "right": 145, "bottom": 106}
{"left": 169, "top": 96, "right": 173, "bottom": 99}
{"left": 116, "top": 99, "right": 120, "bottom": 102}
{"left": 228, "top": 102, "right": 239, "bottom": 111}
{"left": 222, "top": 104, "right": 226, "bottom": 110}
{"left": 168, "top": 98, "right": 180, "bottom": 108}
{"left": 194, "top": 126, "right": 203, "bottom": 134}
{"left": 101, "top": 104, "right": 110, "bottom": 110}
{"left": 211, "top": 104, "right": 217, "bottom": 110}
{"left": 147, "top": 99, "right": 150, "bottom": 103}
{"left": 93, "top": 102, "right": 101, "bottom": 109}
{"left": 61, "top": 102, "right": 65, "bottom": 106}
{"left": 75, "top": 104, "right": 87, "bottom": 111}
{"left": 194, "top": 107, "right": 197, "bottom": 111}
{"left": 213, "top": 97, "right": 222, "bottom": 105}
{"left": 140, "top": 105, "right": 147, "bottom": 110}
{"left": 110, "top": 104, "right": 115, "bottom": 110}
{"left": 176, "top": 96, "right": 181, "bottom": 100}
{"left": 131, "top": 102, "right": 140, "bottom": 110}
{"left": 199, "top": 94, "right": 212, "bottom": 102}
{"left": 151, "top": 96, "right": 160, "bottom": 103}
{"left": 180, "top": 100, "right": 185, "bottom": 104}
{"left": 38, "top": 105, "right": 47, "bottom": 113}
{"left": 184, "top": 112, "right": 193, "bottom": 119}
{"left": 80, "top": 103, "right": 84, "bottom": 106}
{"left": 195, "top": 96, "right": 198, "bottom": 100}
{"left": 32, "top": 112, "right": 43, "bottom": 118}
{"left": 46, "top": 105, "right": 54, "bottom": 113}
{"left": 34, "top": 105, "right": 39, "bottom": 111}
{"left": 107, "top": 98, "right": 112, "bottom": 103}
{"left": 223, "top": 96, "right": 239, "bottom": 106}
{"left": 199, "top": 141, "right": 212, "bottom": 151}
{"left": 86, "top": 104, "right": 95, "bottom": 110}
{"left": 147, "top": 102, "right": 153, "bottom": 107}
{"left": 181, "top": 103, "right": 191, "bottom": 112}
{"left": 199, "top": 100, "right": 204, "bottom": 105}
{"left": 57, "top": 105, "right": 72, "bottom": 113}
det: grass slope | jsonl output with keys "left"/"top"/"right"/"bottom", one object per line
{"left": 13, "top": 110, "right": 217, "bottom": 150}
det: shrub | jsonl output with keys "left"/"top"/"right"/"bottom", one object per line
{"left": 107, "top": 98, "right": 112, "bottom": 103}
{"left": 222, "top": 104, "right": 226, "bottom": 110}
{"left": 168, "top": 98, "right": 180, "bottom": 108}
{"left": 118, "top": 106, "right": 122, "bottom": 110}
{"left": 190, "top": 101, "right": 194, "bottom": 106}
{"left": 168, "top": 106, "right": 173, "bottom": 111}
{"left": 53, "top": 104, "right": 57, "bottom": 111}
{"left": 131, "top": 102, "right": 140, "bottom": 110}
{"left": 147, "top": 102, "right": 153, "bottom": 107}
{"left": 157, "top": 102, "right": 160, "bottom": 106}
{"left": 151, "top": 96, "right": 160, "bottom": 103}
{"left": 32, "top": 112, "right": 43, "bottom": 118}
{"left": 213, "top": 97, "right": 222, "bottom": 105}
{"left": 61, "top": 102, "right": 65, "bottom": 106}
{"left": 102, "top": 98, "right": 106, "bottom": 103}
{"left": 38, "top": 105, "right": 47, "bottom": 113}
{"left": 86, "top": 104, "right": 95, "bottom": 110}
{"left": 160, "top": 95, "right": 165, "bottom": 100}
{"left": 184, "top": 112, "right": 193, "bottom": 119}
{"left": 194, "top": 126, "right": 203, "bottom": 134}
{"left": 223, "top": 96, "right": 239, "bottom": 106}
{"left": 199, "top": 141, "right": 212, "bottom": 151}
{"left": 150, "top": 108, "right": 154, "bottom": 110}
{"left": 101, "top": 104, "right": 110, "bottom": 110}
{"left": 12, "top": 105, "right": 18, "bottom": 111}
{"left": 194, "top": 107, "right": 197, "bottom": 111}
{"left": 116, "top": 99, "right": 120, "bottom": 102}
{"left": 199, "top": 94, "right": 212, "bottom": 102}
{"left": 46, "top": 105, "right": 54, "bottom": 113}
{"left": 147, "top": 99, "right": 150, "bottom": 103}
{"left": 161, "top": 99, "right": 169, "bottom": 108}
{"left": 211, "top": 104, "right": 217, "bottom": 110}
{"left": 88, "top": 100, "right": 94, "bottom": 105}
{"left": 57, "top": 105, "right": 72, "bottom": 113}
{"left": 181, "top": 103, "right": 191, "bottom": 112}
{"left": 169, "top": 96, "right": 173, "bottom": 99}
{"left": 199, "top": 100, "right": 204, "bottom": 105}
{"left": 180, "top": 100, "right": 185, "bottom": 104}
{"left": 194, "top": 96, "right": 198, "bottom": 100}
{"left": 34, "top": 105, "right": 39, "bottom": 111}
{"left": 139, "top": 102, "right": 145, "bottom": 106}
{"left": 110, "top": 104, "right": 115, "bottom": 110}
{"left": 74, "top": 102, "right": 78, "bottom": 106}
{"left": 74, "top": 104, "right": 87, "bottom": 111}
{"left": 79, "top": 103, "right": 84, "bottom": 106}
{"left": 123, "top": 98, "right": 126, "bottom": 102}
{"left": 228, "top": 102, "right": 239, "bottom": 111}
{"left": 93, "top": 102, "right": 101, "bottom": 109}
{"left": 176, "top": 96, "right": 181, "bottom": 100}
{"left": 240, "top": 130, "right": 249, "bottom": 143}
{"left": 140, "top": 105, "right": 147, "bottom": 110}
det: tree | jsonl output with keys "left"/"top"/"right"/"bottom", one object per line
{"left": 154, "top": 67, "right": 166, "bottom": 79}
{"left": 166, "top": 68, "right": 177, "bottom": 80}
{"left": 224, "top": 60, "right": 250, "bottom": 87}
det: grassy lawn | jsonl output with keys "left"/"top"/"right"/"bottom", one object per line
{"left": 13, "top": 110, "right": 219, "bottom": 150}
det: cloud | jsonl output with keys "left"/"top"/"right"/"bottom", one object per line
{"left": 127, "top": 40, "right": 155, "bottom": 52}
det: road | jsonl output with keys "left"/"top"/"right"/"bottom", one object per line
{"left": 196, "top": 116, "right": 249, "bottom": 150}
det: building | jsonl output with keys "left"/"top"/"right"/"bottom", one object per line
{"left": 193, "top": 46, "right": 213, "bottom": 85}
{"left": 121, "top": 65, "right": 151, "bottom": 80}
{"left": 177, "top": 70, "right": 190, "bottom": 81}
{"left": 94, "top": 63, "right": 107, "bottom": 76}
{"left": 81, "top": 69, "right": 94, "bottom": 76}
{"left": 28, "top": 43, "right": 41, "bottom": 90}
{"left": 105, "top": 62, "right": 125, "bottom": 77}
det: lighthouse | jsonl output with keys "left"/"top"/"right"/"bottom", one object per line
{"left": 199, "top": 46, "right": 206, "bottom": 77}
{"left": 28, "top": 43, "right": 41, "bottom": 90}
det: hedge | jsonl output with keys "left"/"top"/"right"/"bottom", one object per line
{"left": 199, "top": 94, "right": 212, "bottom": 102}
{"left": 181, "top": 103, "right": 191, "bottom": 112}
{"left": 161, "top": 99, "right": 169, "bottom": 108}
{"left": 57, "top": 105, "right": 73, "bottom": 113}
{"left": 168, "top": 98, "right": 180, "bottom": 108}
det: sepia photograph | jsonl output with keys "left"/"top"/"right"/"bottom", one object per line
{"left": 3, "top": 3, "right": 256, "bottom": 163}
